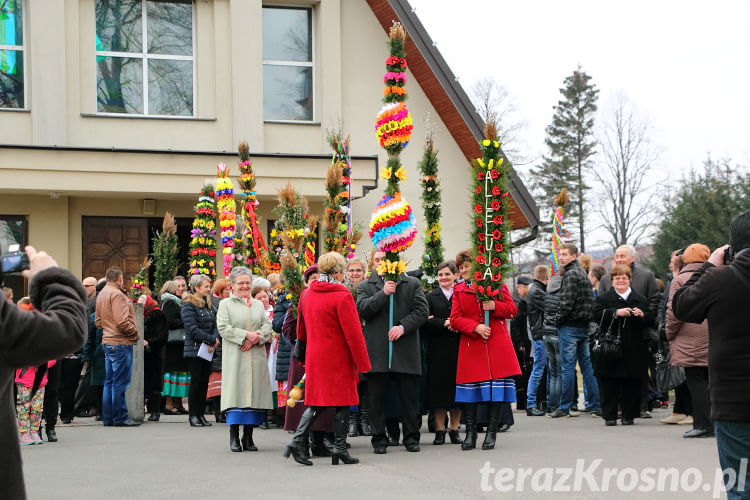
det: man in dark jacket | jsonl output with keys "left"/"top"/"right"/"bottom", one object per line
{"left": 526, "top": 266, "right": 549, "bottom": 416}
{"left": 554, "top": 244, "right": 600, "bottom": 418}
{"left": 510, "top": 277, "right": 532, "bottom": 410}
{"left": 672, "top": 210, "right": 750, "bottom": 499}
{"left": 1, "top": 246, "right": 88, "bottom": 500}
{"left": 357, "top": 251, "right": 428, "bottom": 454}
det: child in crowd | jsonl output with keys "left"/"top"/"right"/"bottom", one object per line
{"left": 16, "top": 360, "right": 56, "bottom": 445}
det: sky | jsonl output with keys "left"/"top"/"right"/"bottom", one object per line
{"left": 407, "top": 0, "right": 750, "bottom": 248}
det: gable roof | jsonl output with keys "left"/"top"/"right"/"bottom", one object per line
{"left": 366, "top": 0, "right": 540, "bottom": 232}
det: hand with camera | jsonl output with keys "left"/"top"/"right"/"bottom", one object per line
{"left": 709, "top": 244, "right": 731, "bottom": 267}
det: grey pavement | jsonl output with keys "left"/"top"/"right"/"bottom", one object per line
{"left": 21, "top": 405, "right": 725, "bottom": 500}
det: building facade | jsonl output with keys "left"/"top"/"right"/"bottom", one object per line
{"left": 0, "top": 0, "right": 538, "bottom": 298}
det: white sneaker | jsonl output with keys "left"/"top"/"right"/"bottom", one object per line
{"left": 660, "top": 413, "right": 687, "bottom": 424}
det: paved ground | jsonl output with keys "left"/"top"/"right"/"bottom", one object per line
{"left": 21, "top": 405, "right": 725, "bottom": 500}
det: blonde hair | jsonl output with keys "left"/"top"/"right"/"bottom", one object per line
{"left": 318, "top": 252, "right": 347, "bottom": 274}
{"left": 533, "top": 265, "right": 549, "bottom": 282}
{"left": 159, "top": 280, "right": 177, "bottom": 296}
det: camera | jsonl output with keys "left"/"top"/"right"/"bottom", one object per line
{"left": 1, "top": 244, "right": 30, "bottom": 274}
{"left": 724, "top": 246, "right": 735, "bottom": 265}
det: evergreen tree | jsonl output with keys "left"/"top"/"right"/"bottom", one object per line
{"left": 152, "top": 212, "right": 180, "bottom": 294}
{"left": 650, "top": 159, "right": 750, "bottom": 278}
{"left": 418, "top": 128, "right": 444, "bottom": 290}
{"left": 531, "top": 66, "right": 599, "bottom": 252}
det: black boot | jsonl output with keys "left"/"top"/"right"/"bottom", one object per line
{"left": 283, "top": 407, "right": 320, "bottom": 466}
{"left": 482, "top": 402, "right": 502, "bottom": 450}
{"left": 229, "top": 424, "right": 242, "bottom": 452}
{"left": 433, "top": 430, "right": 446, "bottom": 445}
{"left": 332, "top": 407, "right": 359, "bottom": 465}
{"left": 448, "top": 429, "right": 462, "bottom": 444}
{"left": 45, "top": 426, "right": 58, "bottom": 443}
{"left": 312, "top": 431, "right": 332, "bottom": 457}
{"left": 462, "top": 403, "right": 477, "bottom": 450}
{"left": 199, "top": 415, "right": 212, "bottom": 427}
{"left": 242, "top": 425, "right": 257, "bottom": 451}
{"left": 348, "top": 412, "right": 360, "bottom": 437}
{"left": 359, "top": 389, "right": 372, "bottom": 436}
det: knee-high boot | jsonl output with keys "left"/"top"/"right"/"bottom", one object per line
{"left": 332, "top": 407, "right": 359, "bottom": 465}
{"left": 283, "top": 407, "right": 321, "bottom": 466}
{"left": 482, "top": 402, "right": 502, "bottom": 450}
{"left": 242, "top": 425, "right": 257, "bottom": 451}
{"left": 229, "top": 424, "right": 242, "bottom": 452}
{"left": 462, "top": 403, "right": 477, "bottom": 451}
{"left": 359, "top": 385, "right": 372, "bottom": 436}
{"left": 348, "top": 411, "right": 360, "bottom": 437}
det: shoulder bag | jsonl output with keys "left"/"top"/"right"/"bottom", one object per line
{"left": 591, "top": 311, "right": 624, "bottom": 360}
{"left": 292, "top": 293, "right": 306, "bottom": 363}
{"left": 653, "top": 341, "right": 686, "bottom": 392}
{"left": 167, "top": 328, "right": 186, "bottom": 344}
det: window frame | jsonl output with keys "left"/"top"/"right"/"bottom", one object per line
{"left": 262, "top": 4, "right": 316, "bottom": 124}
{"left": 94, "top": 0, "right": 197, "bottom": 118}
{"left": 0, "top": 0, "right": 27, "bottom": 110}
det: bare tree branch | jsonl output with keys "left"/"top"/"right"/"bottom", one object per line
{"left": 594, "top": 93, "right": 661, "bottom": 248}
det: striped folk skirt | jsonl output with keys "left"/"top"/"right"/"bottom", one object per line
{"left": 455, "top": 377, "right": 516, "bottom": 403}
{"left": 162, "top": 371, "right": 190, "bottom": 398}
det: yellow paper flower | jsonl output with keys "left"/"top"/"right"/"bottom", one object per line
{"left": 380, "top": 167, "right": 393, "bottom": 180}
{"left": 395, "top": 167, "right": 407, "bottom": 182}
{"left": 482, "top": 139, "right": 491, "bottom": 147}
{"left": 493, "top": 141, "right": 500, "bottom": 148}
{"left": 477, "top": 158, "right": 485, "bottom": 168}
{"left": 487, "top": 159, "right": 494, "bottom": 169}
{"left": 271, "top": 229, "right": 277, "bottom": 238}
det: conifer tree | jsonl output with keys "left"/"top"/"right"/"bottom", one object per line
{"left": 531, "top": 66, "right": 598, "bottom": 252}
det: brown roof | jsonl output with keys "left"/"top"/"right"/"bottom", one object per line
{"left": 366, "top": 0, "right": 539, "bottom": 231}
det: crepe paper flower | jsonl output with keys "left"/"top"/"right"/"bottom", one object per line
{"left": 495, "top": 243, "right": 504, "bottom": 252}
{"left": 492, "top": 215, "right": 503, "bottom": 225}
{"left": 490, "top": 169, "right": 500, "bottom": 179}
{"left": 492, "top": 272, "right": 502, "bottom": 281}
{"left": 477, "top": 244, "right": 486, "bottom": 254}
{"left": 491, "top": 200, "right": 501, "bottom": 211}
{"left": 492, "top": 230, "right": 502, "bottom": 240}
{"left": 492, "top": 186, "right": 502, "bottom": 196}
{"left": 474, "top": 204, "right": 483, "bottom": 214}
{"left": 476, "top": 185, "right": 482, "bottom": 194}
{"left": 477, "top": 158, "right": 485, "bottom": 168}
{"left": 380, "top": 167, "right": 393, "bottom": 180}
{"left": 478, "top": 232, "right": 485, "bottom": 241}
{"left": 476, "top": 217, "right": 483, "bottom": 228}
{"left": 474, "top": 272, "right": 484, "bottom": 282}
{"left": 482, "top": 139, "right": 491, "bottom": 147}
{"left": 476, "top": 254, "right": 487, "bottom": 265}
{"left": 492, "top": 257, "right": 502, "bottom": 267}
{"left": 394, "top": 167, "right": 408, "bottom": 182}
{"left": 477, "top": 172, "right": 485, "bottom": 181}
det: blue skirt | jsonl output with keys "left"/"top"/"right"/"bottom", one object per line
{"left": 225, "top": 409, "right": 267, "bottom": 426}
{"left": 455, "top": 377, "right": 516, "bottom": 403}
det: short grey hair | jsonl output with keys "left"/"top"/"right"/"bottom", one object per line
{"left": 616, "top": 245, "right": 636, "bottom": 257}
{"left": 189, "top": 274, "right": 211, "bottom": 291}
{"left": 229, "top": 266, "right": 253, "bottom": 284}
{"left": 252, "top": 277, "right": 271, "bottom": 290}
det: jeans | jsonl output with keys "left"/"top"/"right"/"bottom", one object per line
{"left": 526, "top": 340, "right": 547, "bottom": 408}
{"left": 544, "top": 335, "right": 562, "bottom": 411}
{"left": 714, "top": 420, "right": 750, "bottom": 500}
{"left": 102, "top": 344, "right": 133, "bottom": 425}
{"left": 559, "top": 326, "right": 600, "bottom": 411}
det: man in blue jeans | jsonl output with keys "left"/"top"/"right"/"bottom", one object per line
{"left": 525, "top": 266, "right": 549, "bottom": 416}
{"left": 673, "top": 210, "right": 750, "bottom": 499}
{"left": 551, "top": 244, "right": 600, "bottom": 418}
{"left": 95, "top": 266, "right": 140, "bottom": 427}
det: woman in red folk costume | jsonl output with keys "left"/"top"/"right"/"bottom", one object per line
{"left": 450, "top": 283, "right": 520, "bottom": 450}
{"left": 284, "top": 252, "right": 371, "bottom": 466}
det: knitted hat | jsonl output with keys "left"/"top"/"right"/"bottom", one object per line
{"left": 683, "top": 244, "right": 710, "bottom": 264}
{"left": 303, "top": 264, "right": 319, "bottom": 281}
{"left": 517, "top": 276, "right": 533, "bottom": 285}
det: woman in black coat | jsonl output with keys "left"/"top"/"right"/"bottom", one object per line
{"left": 140, "top": 294, "right": 168, "bottom": 421}
{"left": 181, "top": 274, "right": 220, "bottom": 427}
{"left": 592, "top": 264, "right": 654, "bottom": 426}
{"left": 160, "top": 281, "right": 188, "bottom": 415}
{"left": 424, "top": 261, "right": 462, "bottom": 445}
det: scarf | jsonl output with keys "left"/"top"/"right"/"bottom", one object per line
{"left": 160, "top": 292, "right": 182, "bottom": 305}
{"left": 318, "top": 273, "right": 341, "bottom": 284}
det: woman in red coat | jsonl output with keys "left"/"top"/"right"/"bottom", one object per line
{"left": 450, "top": 281, "right": 520, "bottom": 451}
{"left": 284, "top": 252, "right": 371, "bottom": 466}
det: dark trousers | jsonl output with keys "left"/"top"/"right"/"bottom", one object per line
{"left": 144, "top": 345, "right": 165, "bottom": 413}
{"left": 43, "top": 361, "right": 61, "bottom": 428}
{"left": 368, "top": 372, "right": 420, "bottom": 448}
{"left": 60, "top": 358, "right": 82, "bottom": 420}
{"left": 598, "top": 376, "right": 641, "bottom": 421}
{"left": 684, "top": 366, "right": 711, "bottom": 430}
{"left": 187, "top": 357, "right": 212, "bottom": 418}
{"left": 673, "top": 381, "right": 693, "bottom": 416}
{"left": 714, "top": 420, "right": 750, "bottom": 500}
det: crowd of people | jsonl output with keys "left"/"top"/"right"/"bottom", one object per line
{"left": 5, "top": 209, "right": 750, "bottom": 495}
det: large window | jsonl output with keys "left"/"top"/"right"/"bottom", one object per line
{"left": 95, "top": 0, "right": 194, "bottom": 116}
{"left": 0, "top": 0, "right": 24, "bottom": 109}
{"left": 262, "top": 6, "right": 313, "bottom": 122}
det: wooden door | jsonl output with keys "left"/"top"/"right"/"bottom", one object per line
{"left": 82, "top": 217, "right": 148, "bottom": 288}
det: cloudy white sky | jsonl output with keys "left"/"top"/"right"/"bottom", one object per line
{"left": 408, "top": 0, "right": 750, "bottom": 248}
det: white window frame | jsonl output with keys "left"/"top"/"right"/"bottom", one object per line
{"left": 0, "top": 0, "right": 27, "bottom": 110}
{"left": 262, "top": 5, "right": 315, "bottom": 123}
{"left": 94, "top": 0, "right": 196, "bottom": 118}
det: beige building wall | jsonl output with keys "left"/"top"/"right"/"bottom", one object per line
{"left": 1, "top": 0, "right": 477, "bottom": 278}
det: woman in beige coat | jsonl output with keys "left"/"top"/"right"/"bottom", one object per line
{"left": 217, "top": 266, "right": 273, "bottom": 452}
{"left": 666, "top": 244, "right": 712, "bottom": 438}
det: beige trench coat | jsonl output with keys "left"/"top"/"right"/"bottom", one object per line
{"left": 217, "top": 293, "right": 273, "bottom": 411}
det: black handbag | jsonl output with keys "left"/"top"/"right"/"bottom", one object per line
{"left": 591, "top": 312, "right": 624, "bottom": 361}
{"left": 167, "top": 328, "right": 186, "bottom": 344}
{"left": 654, "top": 341, "right": 686, "bottom": 392}
{"left": 292, "top": 338, "right": 306, "bottom": 363}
